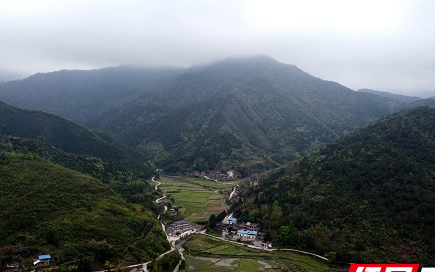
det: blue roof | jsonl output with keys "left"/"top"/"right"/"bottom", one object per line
{"left": 38, "top": 254, "right": 51, "bottom": 260}
{"left": 237, "top": 230, "right": 257, "bottom": 235}
{"left": 228, "top": 218, "right": 237, "bottom": 222}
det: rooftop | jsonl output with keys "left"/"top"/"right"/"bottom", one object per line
{"left": 170, "top": 220, "right": 192, "bottom": 226}
{"left": 38, "top": 254, "right": 51, "bottom": 260}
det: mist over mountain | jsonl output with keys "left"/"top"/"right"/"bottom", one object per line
{"left": 0, "top": 66, "right": 183, "bottom": 124}
{"left": 0, "top": 56, "right": 407, "bottom": 174}
{"left": 358, "top": 88, "right": 422, "bottom": 103}
{"left": 236, "top": 107, "right": 435, "bottom": 265}
{"left": 91, "top": 56, "right": 401, "bottom": 174}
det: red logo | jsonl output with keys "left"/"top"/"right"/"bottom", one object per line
{"left": 349, "top": 264, "right": 420, "bottom": 272}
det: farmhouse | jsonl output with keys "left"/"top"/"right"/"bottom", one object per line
{"left": 33, "top": 254, "right": 51, "bottom": 267}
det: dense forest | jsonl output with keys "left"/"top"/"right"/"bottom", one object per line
{"left": 235, "top": 107, "right": 435, "bottom": 265}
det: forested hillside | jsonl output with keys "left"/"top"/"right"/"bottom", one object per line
{"left": 236, "top": 107, "right": 435, "bottom": 265}
{"left": 0, "top": 100, "right": 169, "bottom": 269}
{"left": 0, "top": 101, "right": 153, "bottom": 178}
{"left": 92, "top": 55, "right": 401, "bottom": 174}
{"left": 0, "top": 152, "right": 169, "bottom": 270}
{"left": 0, "top": 66, "right": 183, "bottom": 123}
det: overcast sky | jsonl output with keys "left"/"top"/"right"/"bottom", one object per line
{"left": 1, "top": 0, "right": 434, "bottom": 97}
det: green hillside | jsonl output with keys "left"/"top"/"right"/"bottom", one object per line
{"left": 235, "top": 107, "right": 435, "bottom": 265}
{"left": 0, "top": 101, "right": 153, "bottom": 179}
{"left": 0, "top": 152, "right": 169, "bottom": 270}
{"left": 93, "top": 55, "right": 400, "bottom": 174}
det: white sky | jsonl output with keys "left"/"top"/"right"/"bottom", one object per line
{"left": 1, "top": 0, "right": 434, "bottom": 97}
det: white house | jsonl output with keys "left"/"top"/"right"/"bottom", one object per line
{"left": 236, "top": 230, "right": 257, "bottom": 241}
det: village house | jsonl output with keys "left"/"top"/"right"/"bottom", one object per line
{"left": 236, "top": 230, "right": 258, "bottom": 241}
{"left": 168, "top": 208, "right": 178, "bottom": 217}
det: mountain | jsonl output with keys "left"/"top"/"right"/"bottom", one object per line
{"left": 235, "top": 107, "right": 435, "bottom": 265}
{"left": 0, "top": 66, "right": 183, "bottom": 124}
{"left": 403, "top": 97, "right": 435, "bottom": 109}
{"left": 92, "top": 56, "right": 401, "bottom": 175}
{"left": 0, "top": 100, "right": 153, "bottom": 179}
{"left": 358, "top": 89, "right": 421, "bottom": 103}
{"left": 0, "top": 152, "right": 169, "bottom": 270}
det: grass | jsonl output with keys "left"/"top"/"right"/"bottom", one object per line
{"left": 158, "top": 176, "right": 235, "bottom": 221}
{"left": 183, "top": 235, "right": 331, "bottom": 272}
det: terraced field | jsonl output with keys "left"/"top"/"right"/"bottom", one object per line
{"left": 158, "top": 176, "right": 236, "bottom": 221}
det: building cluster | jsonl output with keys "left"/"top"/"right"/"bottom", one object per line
{"left": 191, "top": 170, "right": 238, "bottom": 180}
{"left": 218, "top": 217, "right": 266, "bottom": 243}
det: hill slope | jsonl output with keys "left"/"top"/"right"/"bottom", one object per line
{"left": 0, "top": 152, "right": 169, "bottom": 270}
{"left": 0, "top": 66, "right": 183, "bottom": 124}
{"left": 0, "top": 101, "right": 153, "bottom": 178}
{"left": 92, "top": 56, "right": 400, "bottom": 174}
{"left": 236, "top": 107, "right": 435, "bottom": 264}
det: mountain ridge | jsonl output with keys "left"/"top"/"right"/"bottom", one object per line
{"left": 91, "top": 55, "right": 401, "bottom": 174}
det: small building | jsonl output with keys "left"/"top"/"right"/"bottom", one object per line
{"left": 33, "top": 254, "right": 51, "bottom": 267}
{"left": 168, "top": 208, "right": 178, "bottom": 217}
{"left": 3, "top": 262, "right": 20, "bottom": 272}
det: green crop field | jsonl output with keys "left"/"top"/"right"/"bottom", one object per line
{"left": 182, "top": 235, "right": 331, "bottom": 272}
{"left": 183, "top": 254, "right": 282, "bottom": 272}
{"left": 158, "top": 176, "right": 235, "bottom": 221}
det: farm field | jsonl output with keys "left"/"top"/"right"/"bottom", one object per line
{"left": 158, "top": 176, "right": 236, "bottom": 221}
{"left": 182, "top": 235, "right": 331, "bottom": 272}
